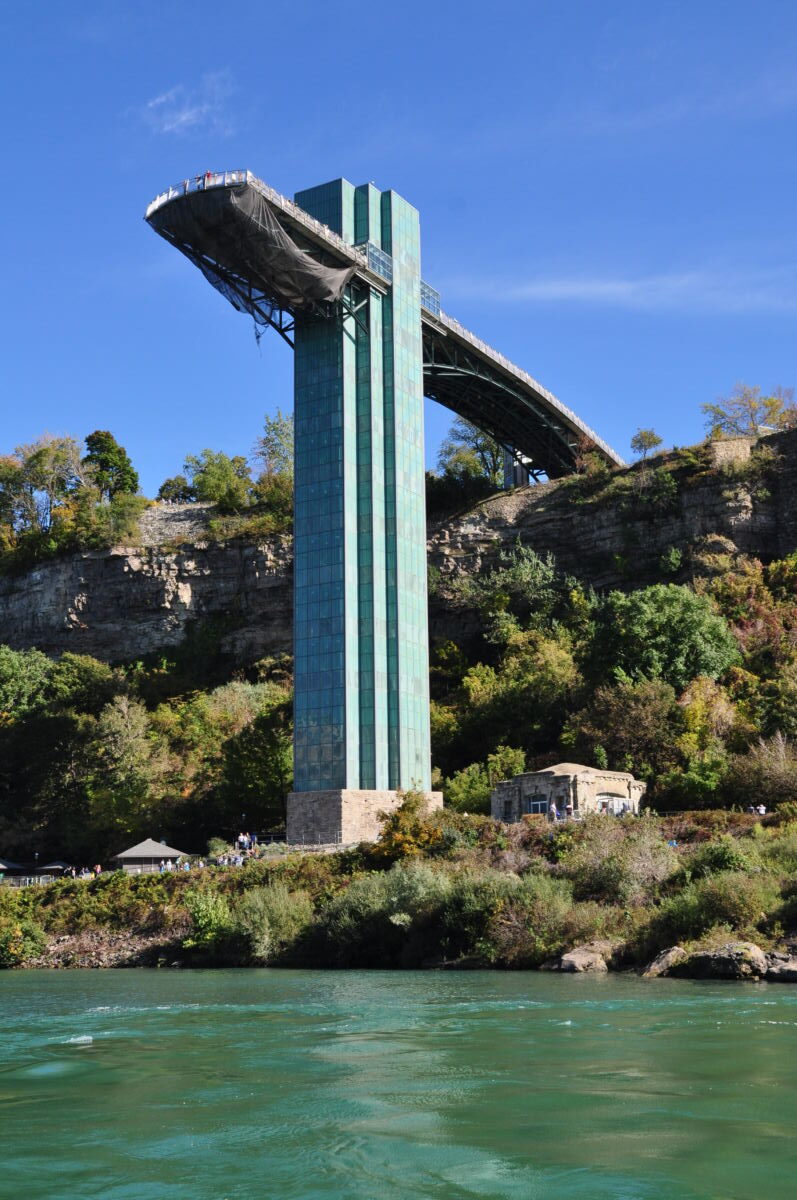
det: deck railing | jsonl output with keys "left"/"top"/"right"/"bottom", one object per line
{"left": 144, "top": 171, "right": 623, "bottom": 467}
{"left": 438, "top": 311, "right": 624, "bottom": 465}
{"left": 145, "top": 170, "right": 369, "bottom": 272}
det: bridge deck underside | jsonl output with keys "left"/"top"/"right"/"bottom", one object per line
{"left": 423, "top": 327, "right": 579, "bottom": 478}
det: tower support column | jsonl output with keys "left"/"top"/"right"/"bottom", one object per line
{"left": 287, "top": 179, "right": 440, "bottom": 843}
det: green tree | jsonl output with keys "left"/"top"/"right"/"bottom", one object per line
{"left": 13, "top": 435, "right": 86, "bottom": 533}
{"left": 588, "top": 584, "right": 739, "bottom": 691}
{"left": 0, "top": 456, "right": 22, "bottom": 542}
{"left": 0, "top": 709, "right": 97, "bottom": 860}
{"left": 630, "top": 428, "right": 663, "bottom": 459}
{"left": 157, "top": 475, "right": 196, "bottom": 504}
{"left": 455, "top": 545, "right": 560, "bottom": 627}
{"left": 563, "top": 679, "right": 685, "bottom": 780}
{"left": 437, "top": 417, "right": 503, "bottom": 487}
{"left": 83, "top": 431, "right": 139, "bottom": 500}
{"left": 0, "top": 434, "right": 146, "bottom": 568}
{"left": 446, "top": 631, "right": 578, "bottom": 769}
{"left": 218, "top": 701, "right": 293, "bottom": 829}
{"left": 253, "top": 409, "right": 294, "bottom": 480}
{"left": 89, "top": 696, "right": 161, "bottom": 840}
{"left": 444, "top": 745, "right": 526, "bottom": 813}
{"left": 0, "top": 646, "right": 52, "bottom": 724}
{"left": 249, "top": 471, "right": 293, "bottom": 531}
{"left": 46, "top": 653, "right": 122, "bottom": 716}
{"left": 702, "top": 384, "right": 796, "bottom": 438}
{"left": 183, "top": 450, "right": 252, "bottom": 514}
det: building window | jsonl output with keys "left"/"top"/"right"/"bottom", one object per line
{"left": 522, "top": 794, "right": 548, "bottom": 815}
{"left": 596, "top": 794, "right": 629, "bottom": 815}
{"left": 502, "top": 799, "right": 514, "bottom": 821}
{"left": 420, "top": 280, "right": 441, "bottom": 317}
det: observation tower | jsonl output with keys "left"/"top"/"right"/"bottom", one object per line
{"left": 146, "top": 169, "right": 623, "bottom": 843}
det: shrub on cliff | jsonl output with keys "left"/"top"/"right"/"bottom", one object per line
{"left": 586, "top": 584, "right": 740, "bottom": 692}
{"left": 0, "top": 916, "right": 46, "bottom": 967}
{"left": 650, "top": 870, "right": 780, "bottom": 947}
{"left": 311, "top": 860, "right": 453, "bottom": 967}
{"left": 558, "top": 814, "right": 678, "bottom": 906}
{"left": 232, "top": 882, "right": 313, "bottom": 963}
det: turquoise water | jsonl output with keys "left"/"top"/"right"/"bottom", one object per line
{"left": 1, "top": 970, "right": 796, "bottom": 1199}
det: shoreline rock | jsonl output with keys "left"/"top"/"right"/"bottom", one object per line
{"left": 642, "top": 941, "right": 797, "bottom": 982}
{"left": 643, "top": 946, "right": 689, "bottom": 978}
{"left": 542, "top": 941, "right": 614, "bottom": 973}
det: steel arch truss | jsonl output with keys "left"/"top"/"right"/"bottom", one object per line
{"left": 149, "top": 206, "right": 349, "bottom": 349}
{"left": 422, "top": 327, "right": 580, "bottom": 479}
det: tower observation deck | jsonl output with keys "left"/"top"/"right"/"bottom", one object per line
{"left": 146, "top": 171, "right": 623, "bottom": 479}
{"left": 146, "top": 169, "right": 623, "bottom": 843}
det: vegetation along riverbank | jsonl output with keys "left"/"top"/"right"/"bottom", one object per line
{"left": 3, "top": 796, "right": 797, "bottom": 981}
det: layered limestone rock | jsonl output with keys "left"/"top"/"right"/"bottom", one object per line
{"left": 428, "top": 434, "right": 797, "bottom": 590}
{"left": 3, "top": 429, "right": 797, "bottom": 664}
{"left": 0, "top": 511, "right": 292, "bottom": 663}
{"left": 427, "top": 429, "right": 797, "bottom": 645}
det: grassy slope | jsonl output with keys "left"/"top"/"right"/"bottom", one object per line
{"left": 3, "top": 804, "right": 796, "bottom": 973}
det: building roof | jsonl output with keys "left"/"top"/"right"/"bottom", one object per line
{"left": 113, "top": 838, "right": 187, "bottom": 860}
{"left": 0, "top": 858, "right": 23, "bottom": 870}
{"left": 532, "top": 763, "right": 636, "bottom": 780}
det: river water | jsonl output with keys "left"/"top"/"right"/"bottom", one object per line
{"left": 1, "top": 970, "right": 796, "bottom": 1199}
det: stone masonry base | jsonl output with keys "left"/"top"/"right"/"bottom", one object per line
{"left": 286, "top": 789, "right": 444, "bottom": 845}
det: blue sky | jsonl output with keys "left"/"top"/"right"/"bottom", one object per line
{"left": 2, "top": 1, "right": 796, "bottom": 495}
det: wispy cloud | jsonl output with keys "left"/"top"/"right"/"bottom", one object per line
{"left": 542, "top": 74, "right": 797, "bottom": 139}
{"left": 140, "top": 70, "right": 235, "bottom": 136}
{"left": 447, "top": 266, "right": 797, "bottom": 316}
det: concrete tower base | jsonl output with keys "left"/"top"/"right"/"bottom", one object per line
{"left": 286, "top": 790, "right": 443, "bottom": 846}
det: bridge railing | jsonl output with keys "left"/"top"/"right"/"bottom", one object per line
{"left": 145, "top": 170, "right": 251, "bottom": 218}
{"left": 145, "top": 169, "right": 371, "bottom": 274}
{"left": 246, "top": 174, "right": 369, "bottom": 269}
{"left": 144, "top": 171, "right": 623, "bottom": 467}
{"left": 437, "top": 311, "right": 625, "bottom": 466}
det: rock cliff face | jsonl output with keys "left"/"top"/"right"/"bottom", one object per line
{"left": 429, "top": 430, "right": 797, "bottom": 587}
{"left": 0, "top": 507, "right": 293, "bottom": 663}
{"left": 427, "top": 429, "right": 797, "bottom": 645}
{"left": 2, "top": 431, "right": 797, "bottom": 664}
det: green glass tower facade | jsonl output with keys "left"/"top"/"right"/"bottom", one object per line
{"left": 292, "top": 179, "right": 431, "bottom": 795}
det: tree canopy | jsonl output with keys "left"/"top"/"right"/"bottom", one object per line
{"left": 630, "top": 428, "right": 663, "bottom": 459}
{"left": 437, "top": 417, "right": 503, "bottom": 487}
{"left": 702, "top": 384, "right": 796, "bottom": 438}
{"left": 83, "top": 431, "right": 139, "bottom": 500}
{"left": 0, "top": 433, "right": 145, "bottom": 571}
{"left": 157, "top": 474, "right": 195, "bottom": 504}
{"left": 183, "top": 450, "right": 252, "bottom": 514}
{"left": 253, "top": 409, "right": 294, "bottom": 480}
{"left": 588, "top": 584, "right": 739, "bottom": 692}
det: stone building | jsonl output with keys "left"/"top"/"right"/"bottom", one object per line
{"left": 491, "top": 763, "right": 646, "bottom": 823}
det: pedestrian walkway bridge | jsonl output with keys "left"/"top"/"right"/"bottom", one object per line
{"left": 146, "top": 170, "right": 624, "bottom": 478}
